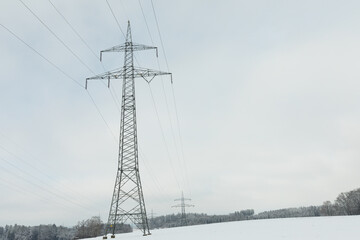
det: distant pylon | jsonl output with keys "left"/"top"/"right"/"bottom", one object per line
{"left": 172, "top": 191, "right": 194, "bottom": 226}
{"left": 86, "top": 21, "right": 172, "bottom": 239}
{"left": 149, "top": 209, "right": 157, "bottom": 229}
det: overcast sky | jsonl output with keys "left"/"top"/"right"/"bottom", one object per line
{"left": 1, "top": 0, "right": 360, "bottom": 227}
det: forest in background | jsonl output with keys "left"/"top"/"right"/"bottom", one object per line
{"left": 1, "top": 187, "right": 359, "bottom": 240}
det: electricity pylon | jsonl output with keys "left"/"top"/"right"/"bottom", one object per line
{"left": 86, "top": 21, "right": 171, "bottom": 239}
{"left": 172, "top": 191, "right": 194, "bottom": 226}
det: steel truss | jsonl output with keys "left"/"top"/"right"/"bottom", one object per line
{"left": 86, "top": 21, "right": 171, "bottom": 239}
{"left": 172, "top": 191, "right": 194, "bottom": 226}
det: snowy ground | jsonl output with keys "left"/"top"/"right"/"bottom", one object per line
{"left": 87, "top": 216, "right": 360, "bottom": 240}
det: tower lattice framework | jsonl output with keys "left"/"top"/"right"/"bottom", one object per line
{"left": 86, "top": 21, "right": 171, "bottom": 238}
{"left": 172, "top": 191, "right": 194, "bottom": 226}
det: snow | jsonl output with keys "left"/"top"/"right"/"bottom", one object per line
{"left": 87, "top": 216, "right": 360, "bottom": 240}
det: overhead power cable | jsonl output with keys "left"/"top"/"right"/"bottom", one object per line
{"left": 0, "top": 20, "right": 118, "bottom": 148}
{"left": 1, "top": 22, "right": 118, "bottom": 142}
{"left": 150, "top": 0, "right": 191, "bottom": 195}
{"left": 138, "top": 0, "right": 154, "bottom": 44}
{"left": 47, "top": 0, "right": 100, "bottom": 61}
{"left": 150, "top": 0, "right": 169, "bottom": 71}
{"left": 47, "top": 0, "right": 123, "bottom": 114}
{"left": 148, "top": 84, "right": 181, "bottom": 191}
{"left": 86, "top": 91, "right": 118, "bottom": 143}
{"left": 0, "top": 23, "right": 83, "bottom": 88}
{"left": 17, "top": 0, "right": 95, "bottom": 75}
{"left": 2, "top": 14, "right": 159, "bottom": 202}
{"left": 0, "top": 157, "right": 93, "bottom": 213}
{"left": 137, "top": 0, "right": 187, "bottom": 192}
{"left": 105, "top": 0, "right": 145, "bottom": 68}
{"left": 49, "top": 1, "right": 122, "bottom": 114}
{"left": 0, "top": 174, "right": 75, "bottom": 212}
{"left": 138, "top": 148, "right": 166, "bottom": 194}
{"left": 0, "top": 140, "right": 95, "bottom": 205}
{"left": 105, "top": 0, "right": 126, "bottom": 39}
{"left": 104, "top": 0, "right": 149, "bottom": 114}
{"left": 138, "top": 0, "right": 190, "bottom": 195}
{"left": 5, "top": 0, "right": 178, "bottom": 210}
{"left": 103, "top": 0, "right": 180, "bottom": 194}
{"left": 19, "top": 0, "right": 121, "bottom": 120}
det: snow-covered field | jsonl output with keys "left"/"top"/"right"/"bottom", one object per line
{"left": 87, "top": 216, "right": 360, "bottom": 240}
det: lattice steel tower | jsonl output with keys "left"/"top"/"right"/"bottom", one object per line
{"left": 172, "top": 191, "right": 194, "bottom": 226}
{"left": 86, "top": 21, "right": 171, "bottom": 239}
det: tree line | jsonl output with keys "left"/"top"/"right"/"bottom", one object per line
{"left": 0, "top": 217, "right": 131, "bottom": 240}
{"left": 254, "top": 187, "right": 360, "bottom": 219}
{"left": 1, "top": 187, "right": 359, "bottom": 239}
{"left": 150, "top": 187, "right": 360, "bottom": 228}
{"left": 0, "top": 225, "right": 73, "bottom": 240}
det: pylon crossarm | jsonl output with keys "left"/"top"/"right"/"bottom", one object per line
{"left": 86, "top": 68, "right": 172, "bottom": 88}
{"left": 174, "top": 198, "right": 191, "bottom": 201}
{"left": 134, "top": 67, "right": 172, "bottom": 84}
{"left": 100, "top": 43, "right": 158, "bottom": 61}
{"left": 86, "top": 68, "right": 123, "bottom": 81}
{"left": 134, "top": 67, "right": 171, "bottom": 78}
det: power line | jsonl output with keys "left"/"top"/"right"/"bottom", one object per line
{"left": 17, "top": 0, "right": 95, "bottom": 75}
{"left": 0, "top": 5, "right": 169, "bottom": 225}
{"left": 150, "top": 0, "right": 169, "bottom": 71}
{"left": 102, "top": 2, "right": 179, "bottom": 196}
{"left": 0, "top": 21, "right": 136, "bottom": 219}
{"left": 0, "top": 22, "right": 128, "bottom": 217}
{"left": 104, "top": 0, "right": 152, "bottom": 113}
{"left": 0, "top": 143, "right": 54, "bottom": 183}
{"left": 137, "top": 0, "right": 188, "bottom": 191}
{"left": 1, "top": 18, "right": 167, "bottom": 206}
{"left": 20, "top": 0, "right": 123, "bottom": 126}
{"left": 0, "top": 130, "right": 54, "bottom": 171}
{"left": 3, "top": 0, "right": 186, "bottom": 220}
{"left": 0, "top": 23, "right": 83, "bottom": 88}
{"left": 0, "top": 156, "right": 93, "bottom": 213}
{"left": 160, "top": 80, "right": 188, "bottom": 187}
{"left": 105, "top": 0, "right": 126, "bottom": 39}
{"left": 0, "top": 145, "right": 93, "bottom": 208}
{"left": 0, "top": 137, "right": 95, "bottom": 205}
{"left": 0, "top": 22, "right": 119, "bottom": 148}
{"left": 86, "top": 22, "right": 169, "bottom": 237}
{"left": 104, "top": 0, "right": 147, "bottom": 68}
{"left": 47, "top": 0, "right": 125, "bottom": 114}
{"left": 138, "top": 0, "right": 154, "bottom": 44}
{"left": 148, "top": 83, "right": 181, "bottom": 191}
{"left": 47, "top": 0, "right": 100, "bottom": 61}
{"left": 149, "top": 0, "right": 192, "bottom": 196}
{"left": 45, "top": 0, "right": 126, "bottom": 143}
{"left": 138, "top": 148, "right": 167, "bottom": 194}
{"left": 0, "top": 174, "right": 75, "bottom": 212}
{"left": 86, "top": 90, "right": 118, "bottom": 143}
{"left": 170, "top": 83, "right": 191, "bottom": 194}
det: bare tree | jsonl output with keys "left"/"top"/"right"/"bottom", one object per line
{"left": 335, "top": 188, "right": 360, "bottom": 215}
{"left": 320, "top": 201, "right": 335, "bottom": 216}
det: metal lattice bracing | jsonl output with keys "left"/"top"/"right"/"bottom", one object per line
{"left": 86, "top": 21, "right": 171, "bottom": 238}
{"left": 172, "top": 191, "right": 194, "bottom": 226}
